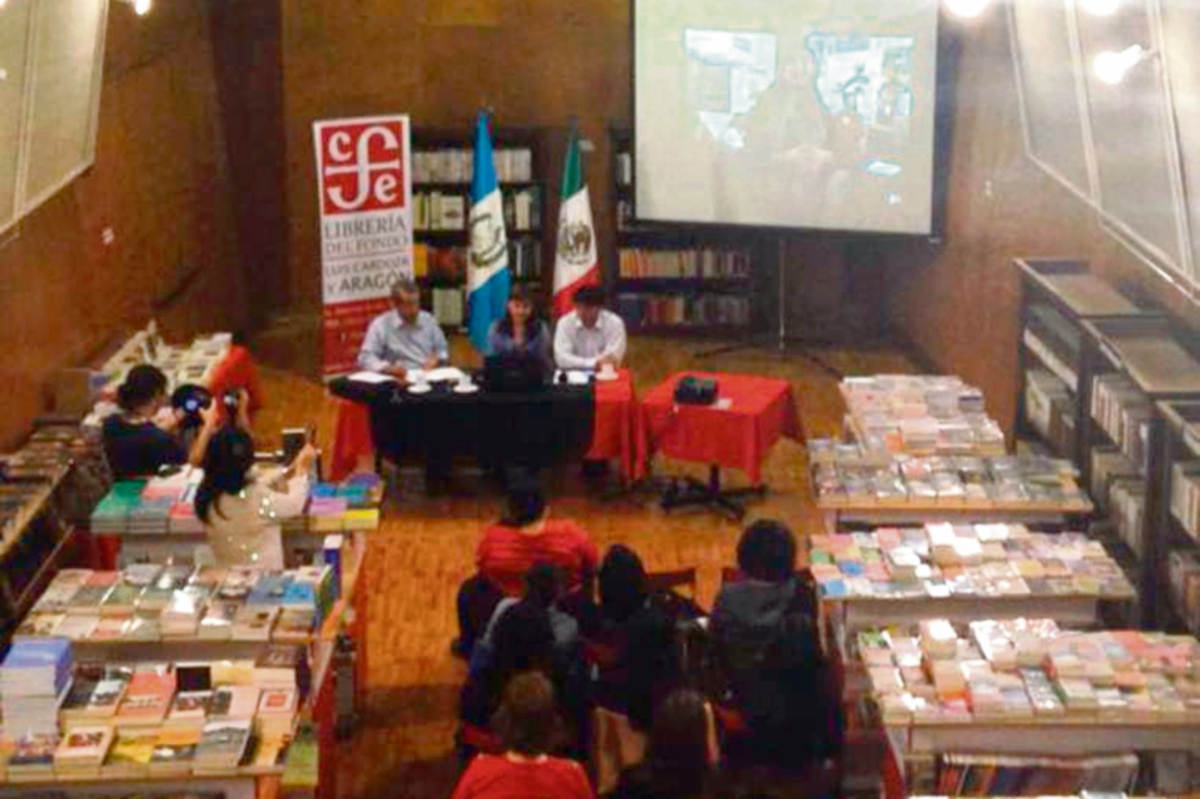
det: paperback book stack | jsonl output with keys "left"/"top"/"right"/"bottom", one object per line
{"left": 16, "top": 564, "right": 328, "bottom": 646}
{"left": 809, "top": 440, "right": 1090, "bottom": 509}
{"left": 809, "top": 524, "right": 1135, "bottom": 601}
{"left": 1, "top": 638, "right": 74, "bottom": 738}
{"left": 52, "top": 725, "right": 114, "bottom": 778}
{"left": 841, "top": 375, "right": 1005, "bottom": 457}
{"left": 860, "top": 619, "right": 1200, "bottom": 727}
{"left": 89, "top": 480, "right": 147, "bottom": 536}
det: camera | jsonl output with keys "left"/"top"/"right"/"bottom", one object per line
{"left": 222, "top": 390, "right": 241, "bottom": 417}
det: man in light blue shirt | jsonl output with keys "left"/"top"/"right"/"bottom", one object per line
{"left": 358, "top": 279, "right": 449, "bottom": 377}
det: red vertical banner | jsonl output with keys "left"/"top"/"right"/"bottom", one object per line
{"left": 313, "top": 115, "right": 414, "bottom": 377}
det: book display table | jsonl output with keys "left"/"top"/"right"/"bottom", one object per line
{"left": 0, "top": 537, "right": 370, "bottom": 799}
{"left": 852, "top": 619, "right": 1200, "bottom": 798}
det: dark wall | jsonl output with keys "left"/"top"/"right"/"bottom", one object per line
{"left": 0, "top": 1, "right": 251, "bottom": 447}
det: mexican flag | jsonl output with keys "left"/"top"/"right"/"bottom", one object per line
{"left": 552, "top": 129, "right": 599, "bottom": 318}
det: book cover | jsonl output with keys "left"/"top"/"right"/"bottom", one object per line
{"left": 167, "top": 690, "right": 213, "bottom": 725}
{"left": 85, "top": 679, "right": 129, "bottom": 716}
{"left": 148, "top": 726, "right": 200, "bottom": 772}
{"left": 103, "top": 728, "right": 158, "bottom": 775}
{"left": 116, "top": 672, "right": 176, "bottom": 725}
{"left": 209, "top": 685, "right": 260, "bottom": 721}
{"left": 54, "top": 726, "right": 113, "bottom": 765}
{"left": 257, "top": 688, "right": 298, "bottom": 716}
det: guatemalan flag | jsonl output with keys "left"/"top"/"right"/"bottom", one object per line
{"left": 467, "top": 111, "right": 511, "bottom": 352}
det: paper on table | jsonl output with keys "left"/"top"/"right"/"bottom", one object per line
{"left": 555, "top": 370, "right": 592, "bottom": 386}
{"left": 412, "top": 367, "right": 467, "bottom": 383}
{"left": 715, "top": 398, "right": 733, "bottom": 411}
{"left": 347, "top": 371, "right": 397, "bottom": 385}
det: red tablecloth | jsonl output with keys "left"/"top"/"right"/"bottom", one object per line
{"left": 327, "top": 369, "right": 648, "bottom": 482}
{"left": 641, "top": 371, "right": 802, "bottom": 485}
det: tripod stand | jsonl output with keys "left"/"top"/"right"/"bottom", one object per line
{"left": 694, "top": 235, "right": 843, "bottom": 380}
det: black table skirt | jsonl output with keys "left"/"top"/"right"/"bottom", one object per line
{"left": 330, "top": 377, "right": 596, "bottom": 470}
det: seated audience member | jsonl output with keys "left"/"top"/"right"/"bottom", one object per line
{"left": 554, "top": 285, "right": 628, "bottom": 370}
{"left": 487, "top": 284, "right": 553, "bottom": 371}
{"left": 205, "top": 331, "right": 265, "bottom": 424}
{"left": 103, "top": 364, "right": 220, "bottom": 479}
{"left": 471, "top": 564, "right": 580, "bottom": 678}
{"left": 613, "top": 689, "right": 717, "bottom": 799}
{"left": 710, "top": 520, "right": 837, "bottom": 770}
{"left": 357, "top": 278, "right": 449, "bottom": 377}
{"left": 452, "top": 672, "right": 594, "bottom": 799}
{"left": 460, "top": 596, "right": 588, "bottom": 750}
{"left": 195, "top": 426, "right": 318, "bottom": 568}
{"left": 584, "top": 546, "right": 681, "bottom": 731}
{"left": 455, "top": 484, "right": 598, "bottom": 655}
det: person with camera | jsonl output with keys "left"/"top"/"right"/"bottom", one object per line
{"left": 194, "top": 424, "right": 318, "bottom": 568}
{"left": 102, "top": 364, "right": 228, "bottom": 480}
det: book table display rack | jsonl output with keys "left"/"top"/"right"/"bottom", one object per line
{"left": 0, "top": 536, "right": 369, "bottom": 799}
{"left": 860, "top": 620, "right": 1200, "bottom": 799}
{"left": 810, "top": 524, "right": 1137, "bottom": 796}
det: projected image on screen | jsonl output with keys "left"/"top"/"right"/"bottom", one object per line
{"left": 636, "top": 0, "right": 938, "bottom": 234}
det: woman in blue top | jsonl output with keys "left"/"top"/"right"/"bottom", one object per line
{"left": 486, "top": 285, "right": 552, "bottom": 371}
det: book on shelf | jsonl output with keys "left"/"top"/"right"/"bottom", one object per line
{"left": 933, "top": 752, "right": 1139, "bottom": 796}
{"left": 102, "top": 726, "right": 158, "bottom": 777}
{"left": 1090, "top": 374, "right": 1153, "bottom": 473}
{"left": 6, "top": 733, "right": 58, "bottom": 782}
{"left": 616, "top": 293, "right": 750, "bottom": 328}
{"left": 193, "top": 719, "right": 253, "bottom": 773}
{"left": 412, "top": 146, "right": 531, "bottom": 184}
{"left": 52, "top": 725, "right": 114, "bottom": 777}
{"left": 1024, "top": 368, "right": 1074, "bottom": 453}
{"left": 115, "top": 671, "right": 176, "bottom": 727}
{"left": 148, "top": 725, "right": 200, "bottom": 776}
{"left": 1170, "top": 460, "right": 1200, "bottom": 540}
{"left": 617, "top": 247, "right": 751, "bottom": 280}
{"left": 1166, "top": 550, "right": 1200, "bottom": 634}
{"left": 433, "top": 287, "right": 466, "bottom": 327}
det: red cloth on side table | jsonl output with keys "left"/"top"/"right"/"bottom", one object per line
{"left": 585, "top": 369, "right": 647, "bottom": 482}
{"left": 641, "top": 371, "right": 802, "bottom": 485}
{"left": 328, "top": 371, "right": 649, "bottom": 482}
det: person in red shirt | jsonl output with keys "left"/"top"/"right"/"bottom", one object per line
{"left": 451, "top": 671, "right": 594, "bottom": 799}
{"left": 454, "top": 484, "right": 598, "bottom": 657}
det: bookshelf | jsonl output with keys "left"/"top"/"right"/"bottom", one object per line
{"left": 1157, "top": 400, "right": 1200, "bottom": 635}
{"left": 1081, "top": 315, "right": 1200, "bottom": 627}
{"left": 1015, "top": 258, "right": 1157, "bottom": 469}
{"left": 410, "top": 128, "right": 550, "bottom": 330}
{"left": 608, "top": 127, "right": 762, "bottom": 336}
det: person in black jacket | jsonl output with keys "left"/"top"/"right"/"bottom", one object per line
{"left": 612, "top": 689, "right": 715, "bottom": 799}
{"left": 710, "top": 520, "right": 837, "bottom": 770}
{"left": 583, "top": 545, "right": 682, "bottom": 731}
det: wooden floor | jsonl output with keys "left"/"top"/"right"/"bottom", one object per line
{"left": 250, "top": 328, "right": 912, "bottom": 799}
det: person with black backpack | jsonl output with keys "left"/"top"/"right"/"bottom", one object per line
{"left": 710, "top": 520, "right": 840, "bottom": 773}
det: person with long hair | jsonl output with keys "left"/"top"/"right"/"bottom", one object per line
{"left": 102, "top": 364, "right": 221, "bottom": 479}
{"left": 486, "top": 284, "right": 553, "bottom": 370}
{"left": 613, "top": 689, "right": 717, "bottom": 799}
{"left": 452, "top": 671, "right": 594, "bottom": 799}
{"left": 194, "top": 426, "right": 317, "bottom": 568}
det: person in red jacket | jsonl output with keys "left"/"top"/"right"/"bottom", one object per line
{"left": 451, "top": 671, "right": 594, "bottom": 799}
{"left": 454, "top": 483, "right": 598, "bottom": 657}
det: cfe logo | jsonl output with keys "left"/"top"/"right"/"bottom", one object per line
{"left": 317, "top": 119, "right": 408, "bottom": 215}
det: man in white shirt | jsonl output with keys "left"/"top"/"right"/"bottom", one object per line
{"left": 358, "top": 279, "right": 449, "bottom": 378}
{"left": 553, "top": 285, "right": 628, "bottom": 370}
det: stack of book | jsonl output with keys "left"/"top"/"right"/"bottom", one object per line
{"left": 3, "top": 653, "right": 301, "bottom": 780}
{"left": 809, "top": 440, "right": 1090, "bottom": 509}
{"left": 841, "top": 375, "right": 1004, "bottom": 457}
{"left": 1090, "top": 374, "right": 1153, "bottom": 473}
{"left": 88, "top": 471, "right": 382, "bottom": 537}
{"left": 860, "top": 618, "right": 1200, "bottom": 725}
{"left": 1, "top": 638, "right": 74, "bottom": 738}
{"left": 809, "top": 524, "right": 1134, "bottom": 600}
{"left": 17, "top": 564, "right": 339, "bottom": 645}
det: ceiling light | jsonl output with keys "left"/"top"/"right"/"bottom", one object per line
{"left": 945, "top": 0, "right": 991, "bottom": 19}
{"left": 1093, "top": 44, "right": 1151, "bottom": 85}
{"left": 133, "top": 0, "right": 151, "bottom": 15}
{"left": 1080, "top": 0, "right": 1119, "bottom": 15}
